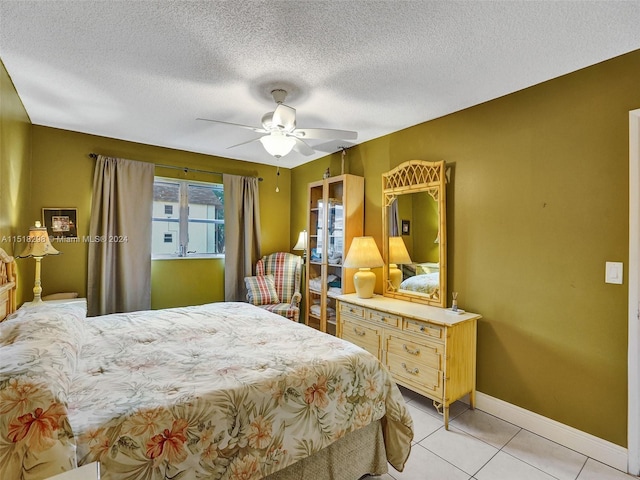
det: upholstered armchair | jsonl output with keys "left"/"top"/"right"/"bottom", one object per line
{"left": 244, "top": 252, "right": 302, "bottom": 322}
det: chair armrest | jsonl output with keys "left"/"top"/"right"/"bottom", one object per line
{"left": 290, "top": 292, "right": 302, "bottom": 307}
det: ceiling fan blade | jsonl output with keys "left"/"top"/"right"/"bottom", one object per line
{"left": 292, "top": 137, "right": 316, "bottom": 156}
{"left": 293, "top": 127, "right": 357, "bottom": 140}
{"left": 226, "top": 135, "right": 266, "bottom": 149}
{"left": 196, "top": 117, "right": 268, "bottom": 134}
{"left": 272, "top": 104, "right": 296, "bottom": 131}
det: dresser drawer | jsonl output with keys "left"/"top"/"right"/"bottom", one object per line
{"left": 339, "top": 302, "right": 365, "bottom": 319}
{"left": 342, "top": 319, "right": 381, "bottom": 358}
{"left": 386, "top": 334, "right": 443, "bottom": 371}
{"left": 386, "top": 352, "right": 443, "bottom": 395}
{"left": 403, "top": 318, "right": 444, "bottom": 340}
{"left": 366, "top": 309, "right": 401, "bottom": 328}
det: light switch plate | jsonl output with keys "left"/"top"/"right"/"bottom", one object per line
{"left": 605, "top": 261, "right": 623, "bottom": 284}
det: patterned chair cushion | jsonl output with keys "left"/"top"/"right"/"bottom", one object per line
{"left": 251, "top": 252, "right": 302, "bottom": 322}
{"left": 259, "top": 303, "right": 300, "bottom": 322}
{"left": 256, "top": 252, "right": 301, "bottom": 304}
{"left": 244, "top": 274, "right": 280, "bottom": 306}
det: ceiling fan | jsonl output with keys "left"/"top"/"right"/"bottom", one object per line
{"left": 197, "top": 89, "right": 357, "bottom": 158}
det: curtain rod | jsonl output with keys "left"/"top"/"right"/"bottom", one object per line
{"left": 88, "top": 153, "right": 263, "bottom": 181}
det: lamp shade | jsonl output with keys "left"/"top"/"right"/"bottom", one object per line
{"left": 388, "top": 236, "right": 412, "bottom": 265}
{"left": 18, "top": 221, "right": 60, "bottom": 258}
{"left": 344, "top": 237, "right": 384, "bottom": 269}
{"left": 344, "top": 237, "right": 383, "bottom": 298}
{"left": 293, "top": 230, "right": 308, "bottom": 251}
{"left": 259, "top": 132, "right": 296, "bottom": 158}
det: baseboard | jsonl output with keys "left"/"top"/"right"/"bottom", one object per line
{"left": 474, "top": 391, "right": 629, "bottom": 472}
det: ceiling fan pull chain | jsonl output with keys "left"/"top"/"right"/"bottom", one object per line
{"left": 275, "top": 166, "right": 280, "bottom": 193}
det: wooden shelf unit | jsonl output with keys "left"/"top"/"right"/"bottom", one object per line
{"left": 305, "top": 174, "right": 364, "bottom": 334}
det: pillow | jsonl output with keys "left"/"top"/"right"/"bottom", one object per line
{"left": 416, "top": 262, "right": 440, "bottom": 275}
{"left": 42, "top": 292, "right": 79, "bottom": 300}
{"left": 245, "top": 274, "right": 280, "bottom": 305}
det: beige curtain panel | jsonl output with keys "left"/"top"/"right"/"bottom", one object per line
{"left": 223, "top": 174, "right": 261, "bottom": 301}
{"left": 87, "top": 156, "right": 154, "bottom": 316}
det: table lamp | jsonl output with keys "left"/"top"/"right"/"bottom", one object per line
{"left": 343, "top": 236, "right": 384, "bottom": 298}
{"left": 18, "top": 221, "right": 60, "bottom": 303}
{"left": 388, "top": 236, "right": 412, "bottom": 290}
{"left": 293, "top": 230, "right": 308, "bottom": 260}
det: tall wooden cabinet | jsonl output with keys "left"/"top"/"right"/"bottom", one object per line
{"left": 306, "top": 174, "right": 364, "bottom": 334}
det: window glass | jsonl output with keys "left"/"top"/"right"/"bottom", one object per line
{"left": 152, "top": 178, "right": 224, "bottom": 258}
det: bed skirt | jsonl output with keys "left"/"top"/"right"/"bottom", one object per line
{"left": 266, "top": 420, "right": 388, "bottom": 479}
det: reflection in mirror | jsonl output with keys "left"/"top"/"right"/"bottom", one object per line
{"left": 388, "top": 236, "right": 412, "bottom": 290}
{"left": 382, "top": 160, "right": 447, "bottom": 307}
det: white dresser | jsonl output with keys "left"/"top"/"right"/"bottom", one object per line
{"left": 337, "top": 293, "right": 481, "bottom": 428}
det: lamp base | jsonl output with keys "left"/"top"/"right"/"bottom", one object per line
{"left": 353, "top": 268, "right": 376, "bottom": 298}
{"left": 389, "top": 264, "right": 402, "bottom": 290}
{"left": 32, "top": 256, "right": 43, "bottom": 303}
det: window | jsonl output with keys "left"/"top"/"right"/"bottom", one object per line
{"left": 152, "top": 177, "right": 224, "bottom": 258}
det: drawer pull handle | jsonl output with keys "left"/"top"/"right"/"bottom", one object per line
{"left": 401, "top": 363, "right": 419, "bottom": 375}
{"left": 353, "top": 327, "right": 366, "bottom": 337}
{"left": 419, "top": 325, "right": 437, "bottom": 335}
{"left": 402, "top": 344, "right": 420, "bottom": 355}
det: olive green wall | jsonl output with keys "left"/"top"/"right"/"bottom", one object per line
{"left": 292, "top": 49, "right": 640, "bottom": 447}
{"left": 0, "top": 58, "right": 32, "bottom": 304}
{"left": 29, "top": 126, "right": 292, "bottom": 309}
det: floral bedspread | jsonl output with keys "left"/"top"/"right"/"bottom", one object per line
{"left": 0, "top": 302, "right": 413, "bottom": 480}
{"left": 400, "top": 272, "right": 440, "bottom": 295}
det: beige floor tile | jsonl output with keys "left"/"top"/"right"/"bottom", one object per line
{"left": 503, "top": 429, "right": 587, "bottom": 480}
{"left": 391, "top": 444, "right": 471, "bottom": 480}
{"left": 475, "top": 451, "right": 557, "bottom": 480}
{"left": 450, "top": 408, "right": 521, "bottom": 449}
{"left": 577, "top": 458, "right": 638, "bottom": 480}
{"left": 419, "top": 426, "right": 498, "bottom": 476}
{"left": 406, "top": 403, "right": 443, "bottom": 443}
{"left": 393, "top": 387, "right": 636, "bottom": 479}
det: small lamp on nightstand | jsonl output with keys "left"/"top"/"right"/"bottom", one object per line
{"left": 17, "top": 221, "right": 60, "bottom": 303}
{"left": 388, "top": 236, "right": 412, "bottom": 290}
{"left": 343, "top": 236, "right": 384, "bottom": 298}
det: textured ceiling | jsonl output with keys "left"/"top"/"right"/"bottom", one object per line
{"left": 1, "top": 1, "right": 639, "bottom": 168}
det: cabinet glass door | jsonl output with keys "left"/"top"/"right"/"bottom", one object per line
{"left": 325, "top": 180, "right": 345, "bottom": 335}
{"left": 307, "top": 184, "right": 324, "bottom": 330}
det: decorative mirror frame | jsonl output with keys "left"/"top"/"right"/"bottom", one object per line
{"left": 382, "top": 159, "right": 447, "bottom": 307}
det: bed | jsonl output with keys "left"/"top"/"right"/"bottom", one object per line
{"left": 399, "top": 263, "right": 440, "bottom": 296}
{"left": 0, "top": 249, "right": 413, "bottom": 480}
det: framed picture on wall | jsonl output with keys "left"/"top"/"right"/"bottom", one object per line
{"left": 42, "top": 208, "right": 78, "bottom": 238}
{"left": 401, "top": 219, "right": 410, "bottom": 235}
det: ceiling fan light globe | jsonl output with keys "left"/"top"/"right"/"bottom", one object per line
{"left": 260, "top": 132, "right": 296, "bottom": 158}
{"left": 261, "top": 112, "right": 274, "bottom": 130}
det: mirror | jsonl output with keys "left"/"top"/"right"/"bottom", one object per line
{"left": 382, "top": 160, "right": 447, "bottom": 307}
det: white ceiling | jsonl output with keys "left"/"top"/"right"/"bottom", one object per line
{"left": 1, "top": 1, "right": 639, "bottom": 169}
